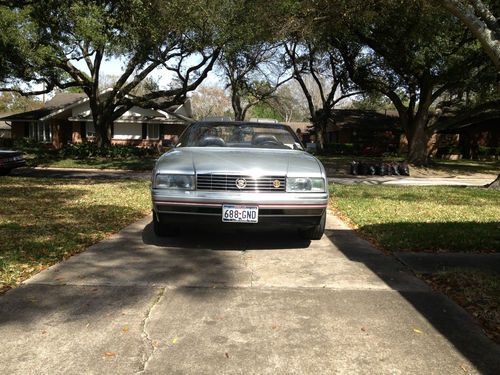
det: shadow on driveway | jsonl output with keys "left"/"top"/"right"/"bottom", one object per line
{"left": 323, "top": 225, "right": 500, "bottom": 374}
{"left": 141, "top": 222, "right": 311, "bottom": 251}
{"left": 0, "top": 215, "right": 499, "bottom": 374}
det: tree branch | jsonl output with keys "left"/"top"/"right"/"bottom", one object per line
{"left": 440, "top": 0, "right": 500, "bottom": 68}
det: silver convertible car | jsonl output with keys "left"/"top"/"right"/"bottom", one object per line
{"left": 151, "top": 121, "right": 328, "bottom": 239}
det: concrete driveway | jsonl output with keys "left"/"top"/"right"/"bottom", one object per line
{"left": 0, "top": 213, "right": 498, "bottom": 374}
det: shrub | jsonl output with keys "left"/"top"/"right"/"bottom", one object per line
{"left": 13, "top": 138, "right": 58, "bottom": 156}
{"left": 478, "top": 146, "right": 499, "bottom": 158}
{"left": 0, "top": 138, "right": 13, "bottom": 147}
{"left": 59, "top": 143, "right": 160, "bottom": 159}
{"left": 324, "top": 143, "right": 362, "bottom": 155}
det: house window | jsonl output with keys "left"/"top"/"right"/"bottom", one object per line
{"left": 86, "top": 122, "right": 96, "bottom": 138}
{"left": 29, "top": 122, "right": 51, "bottom": 143}
{"left": 147, "top": 123, "right": 159, "bottom": 139}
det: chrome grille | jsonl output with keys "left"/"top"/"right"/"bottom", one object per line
{"left": 196, "top": 174, "right": 286, "bottom": 192}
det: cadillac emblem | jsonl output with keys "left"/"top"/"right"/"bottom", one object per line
{"left": 273, "top": 179, "right": 281, "bottom": 188}
{"left": 235, "top": 178, "right": 247, "bottom": 189}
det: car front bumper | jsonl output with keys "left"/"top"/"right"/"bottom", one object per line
{"left": 152, "top": 189, "right": 328, "bottom": 227}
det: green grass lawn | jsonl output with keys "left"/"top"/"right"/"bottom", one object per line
{"left": 429, "top": 159, "right": 500, "bottom": 176}
{"left": 26, "top": 155, "right": 157, "bottom": 171}
{"left": 329, "top": 185, "right": 500, "bottom": 252}
{"left": 424, "top": 269, "right": 500, "bottom": 344}
{"left": 318, "top": 156, "right": 499, "bottom": 177}
{"left": 0, "top": 177, "right": 151, "bottom": 292}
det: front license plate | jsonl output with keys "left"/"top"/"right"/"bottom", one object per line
{"left": 222, "top": 205, "right": 258, "bottom": 223}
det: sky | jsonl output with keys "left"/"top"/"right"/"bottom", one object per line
{"left": 73, "top": 55, "right": 223, "bottom": 90}
{"left": 35, "top": 53, "right": 223, "bottom": 102}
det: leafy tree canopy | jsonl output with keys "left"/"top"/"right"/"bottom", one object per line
{"left": 309, "top": 0, "right": 496, "bottom": 164}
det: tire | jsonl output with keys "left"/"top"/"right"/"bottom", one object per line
{"left": 153, "top": 211, "right": 179, "bottom": 237}
{"left": 300, "top": 210, "right": 326, "bottom": 240}
{"left": 0, "top": 168, "right": 11, "bottom": 176}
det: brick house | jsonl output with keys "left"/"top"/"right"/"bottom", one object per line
{"left": 435, "top": 111, "right": 500, "bottom": 159}
{"left": 286, "top": 109, "right": 402, "bottom": 154}
{"left": 1, "top": 92, "right": 192, "bottom": 149}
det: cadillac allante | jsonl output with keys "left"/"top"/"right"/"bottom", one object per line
{"left": 151, "top": 121, "right": 328, "bottom": 240}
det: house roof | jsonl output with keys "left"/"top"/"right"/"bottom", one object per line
{"left": 0, "top": 93, "right": 87, "bottom": 122}
{"left": 45, "top": 92, "right": 87, "bottom": 107}
{"left": 0, "top": 113, "right": 11, "bottom": 130}
{"left": 285, "top": 122, "right": 312, "bottom": 133}
{"left": 0, "top": 107, "right": 54, "bottom": 122}
{"left": 285, "top": 110, "right": 400, "bottom": 133}
{"left": 435, "top": 108, "right": 500, "bottom": 134}
{"left": 0, "top": 91, "right": 192, "bottom": 124}
{"left": 0, "top": 113, "right": 12, "bottom": 129}
{"left": 330, "top": 109, "right": 400, "bottom": 131}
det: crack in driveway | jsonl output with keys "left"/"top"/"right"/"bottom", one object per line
{"left": 137, "top": 287, "right": 166, "bottom": 374}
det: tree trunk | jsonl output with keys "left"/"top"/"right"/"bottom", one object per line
{"left": 314, "top": 108, "right": 332, "bottom": 152}
{"left": 486, "top": 174, "right": 500, "bottom": 189}
{"left": 87, "top": 93, "right": 112, "bottom": 147}
{"left": 407, "top": 117, "right": 430, "bottom": 166}
{"left": 232, "top": 96, "right": 244, "bottom": 121}
{"left": 314, "top": 122, "right": 327, "bottom": 152}
{"left": 95, "top": 114, "right": 112, "bottom": 147}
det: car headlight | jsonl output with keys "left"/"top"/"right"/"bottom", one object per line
{"left": 154, "top": 174, "right": 195, "bottom": 190}
{"left": 286, "top": 177, "right": 325, "bottom": 192}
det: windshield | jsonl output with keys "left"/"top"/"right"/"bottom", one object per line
{"left": 177, "top": 122, "right": 303, "bottom": 150}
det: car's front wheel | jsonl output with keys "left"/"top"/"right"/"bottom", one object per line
{"left": 300, "top": 210, "right": 326, "bottom": 240}
{"left": 153, "top": 211, "right": 179, "bottom": 237}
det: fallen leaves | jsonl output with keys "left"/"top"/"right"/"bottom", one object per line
{"left": 413, "top": 328, "right": 423, "bottom": 334}
{"left": 122, "top": 325, "right": 129, "bottom": 333}
{"left": 103, "top": 351, "right": 116, "bottom": 358}
{"left": 423, "top": 270, "right": 500, "bottom": 344}
{"left": 0, "top": 178, "right": 151, "bottom": 291}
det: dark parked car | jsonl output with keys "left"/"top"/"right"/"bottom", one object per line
{"left": 0, "top": 150, "right": 26, "bottom": 175}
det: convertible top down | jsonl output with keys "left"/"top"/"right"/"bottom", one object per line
{"left": 151, "top": 121, "right": 328, "bottom": 240}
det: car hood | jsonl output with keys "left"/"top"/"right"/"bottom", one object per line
{"left": 155, "top": 147, "right": 324, "bottom": 177}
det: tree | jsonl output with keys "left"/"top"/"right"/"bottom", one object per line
{"left": 191, "top": 85, "right": 231, "bottom": 120}
{"left": 219, "top": 43, "right": 291, "bottom": 121}
{"left": 0, "top": 1, "right": 223, "bottom": 146}
{"left": 216, "top": 0, "right": 298, "bottom": 120}
{"left": 267, "top": 82, "right": 312, "bottom": 122}
{"left": 248, "top": 101, "right": 285, "bottom": 121}
{"left": 284, "top": 40, "right": 361, "bottom": 149}
{"left": 438, "top": 0, "right": 500, "bottom": 69}
{"left": 349, "top": 92, "right": 394, "bottom": 111}
{"left": 0, "top": 92, "right": 41, "bottom": 113}
{"left": 316, "top": 0, "right": 492, "bottom": 164}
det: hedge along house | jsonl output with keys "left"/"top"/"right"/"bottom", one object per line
{"left": 1, "top": 92, "right": 193, "bottom": 149}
